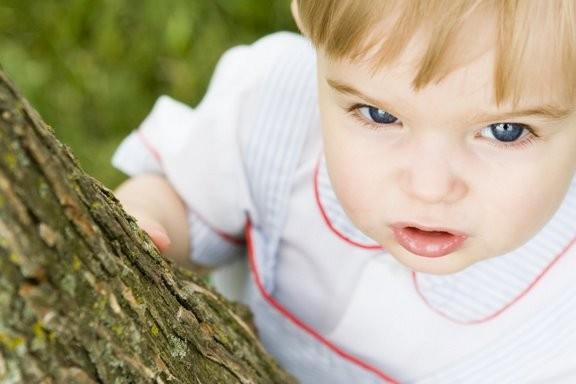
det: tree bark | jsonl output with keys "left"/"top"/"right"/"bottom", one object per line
{"left": 0, "top": 70, "right": 295, "bottom": 384}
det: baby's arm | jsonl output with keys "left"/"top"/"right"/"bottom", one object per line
{"left": 114, "top": 174, "right": 193, "bottom": 268}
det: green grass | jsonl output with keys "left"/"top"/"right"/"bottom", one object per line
{"left": 0, "top": 0, "right": 295, "bottom": 188}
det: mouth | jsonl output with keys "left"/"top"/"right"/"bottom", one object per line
{"left": 390, "top": 223, "right": 468, "bottom": 258}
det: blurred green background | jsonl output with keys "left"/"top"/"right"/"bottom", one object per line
{"left": 0, "top": 0, "right": 295, "bottom": 188}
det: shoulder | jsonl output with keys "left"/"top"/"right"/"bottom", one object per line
{"left": 251, "top": 32, "right": 316, "bottom": 78}
{"left": 201, "top": 32, "right": 319, "bottom": 141}
{"left": 208, "top": 32, "right": 316, "bottom": 96}
{"left": 251, "top": 31, "right": 314, "bottom": 57}
{"left": 223, "top": 31, "right": 314, "bottom": 67}
{"left": 231, "top": 35, "right": 320, "bottom": 234}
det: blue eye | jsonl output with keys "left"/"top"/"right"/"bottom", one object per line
{"left": 482, "top": 123, "right": 526, "bottom": 142}
{"left": 359, "top": 106, "right": 399, "bottom": 124}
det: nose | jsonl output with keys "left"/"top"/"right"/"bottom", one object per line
{"left": 399, "top": 138, "right": 467, "bottom": 205}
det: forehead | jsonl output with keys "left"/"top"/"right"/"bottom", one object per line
{"left": 320, "top": 56, "right": 493, "bottom": 127}
{"left": 319, "top": 22, "right": 570, "bottom": 115}
{"left": 320, "top": 58, "right": 576, "bottom": 128}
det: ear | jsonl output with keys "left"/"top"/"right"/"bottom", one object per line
{"left": 291, "top": 0, "right": 306, "bottom": 35}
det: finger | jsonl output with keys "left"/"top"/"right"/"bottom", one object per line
{"left": 147, "top": 228, "right": 172, "bottom": 253}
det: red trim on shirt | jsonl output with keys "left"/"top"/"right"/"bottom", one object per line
{"left": 136, "top": 130, "right": 245, "bottom": 246}
{"left": 188, "top": 204, "right": 245, "bottom": 246}
{"left": 137, "top": 130, "right": 164, "bottom": 165}
{"left": 413, "top": 235, "right": 576, "bottom": 324}
{"left": 245, "top": 221, "right": 399, "bottom": 384}
{"left": 313, "top": 159, "right": 384, "bottom": 250}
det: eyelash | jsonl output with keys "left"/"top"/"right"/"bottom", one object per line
{"left": 346, "top": 103, "right": 541, "bottom": 150}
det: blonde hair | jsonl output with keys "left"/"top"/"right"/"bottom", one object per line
{"left": 296, "top": 0, "right": 576, "bottom": 107}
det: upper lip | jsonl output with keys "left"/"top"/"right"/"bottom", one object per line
{"left": 390, "top": 222, "right": 469, "bottom": 237}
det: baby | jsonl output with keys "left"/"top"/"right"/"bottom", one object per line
{"left": 113, "top": 1, "right": 576, "bottom": 382}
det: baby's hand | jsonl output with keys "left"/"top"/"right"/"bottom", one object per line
{"left": 115, "top": 175, "right": 188, "bottom": 264}
{"left": 129, "top": 210, "right": 171, "bottom": 253}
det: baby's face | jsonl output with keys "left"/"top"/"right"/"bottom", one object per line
{"left": 316, "top": 37, "right": 576, "bottom": 275}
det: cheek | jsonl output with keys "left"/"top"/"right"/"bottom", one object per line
{"left": 325, "top": 150, "right": 373, "bottom": 212}
{"left": 320, "top": 99, "right": 380, "bottom": 230}
{"left": 480, "top": 166, "right": 572, "bottom": 253}
{"left": 323, "top": 146, "right": 389, "bottom": 238}
{"left": 321, "top": 106, "right": 364, "bottom": 205}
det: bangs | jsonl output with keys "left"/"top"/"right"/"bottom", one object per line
{"left": 297, "top": 0, "right": 576, "bottom": 108}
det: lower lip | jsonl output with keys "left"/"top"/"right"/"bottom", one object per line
{"left": 391, "top": 226, "right": 467, "bottom": 258}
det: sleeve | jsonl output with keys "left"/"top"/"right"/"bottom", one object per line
{"left": 111, "top": 34, "right": 293, "bottom": 267}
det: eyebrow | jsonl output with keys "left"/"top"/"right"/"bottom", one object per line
{"left": 326, "top": 78, "right": 574, "bottom": 122}
{"left": 472, "top": 105, "right": 573, "bottom": 123}
{"left": 327, "top": 78, "right": 394, "bottom": 112}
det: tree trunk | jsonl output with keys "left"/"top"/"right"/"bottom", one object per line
{"left": 0, "top": 70, "right": 295, "bottom": 384}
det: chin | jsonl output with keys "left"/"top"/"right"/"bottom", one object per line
{"left": 387, "top": 246, "right": 477, "bottom": 275}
